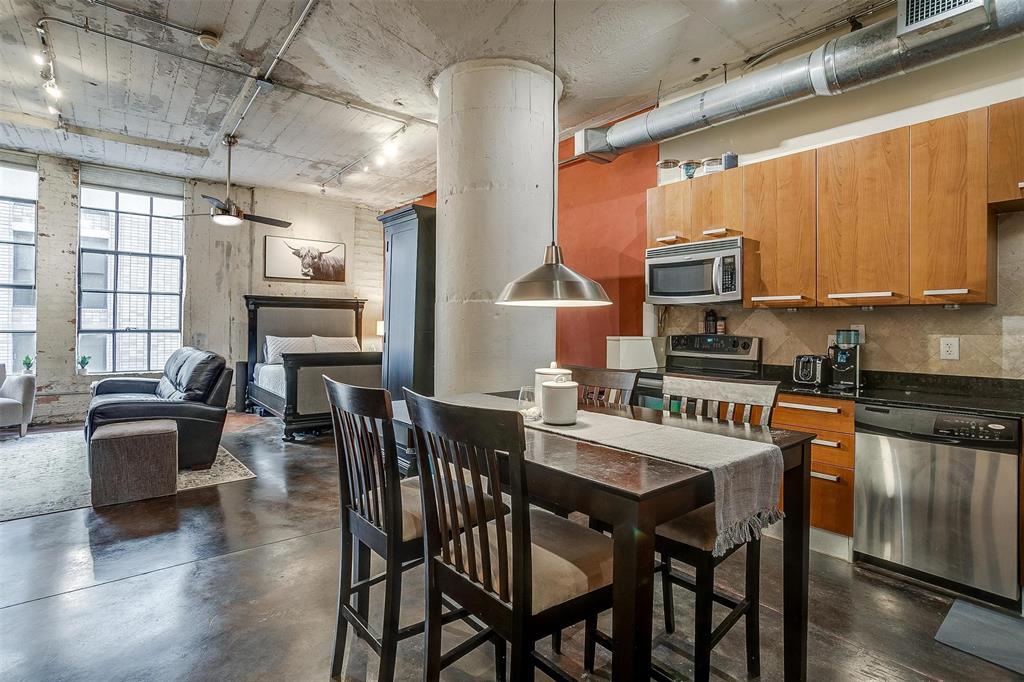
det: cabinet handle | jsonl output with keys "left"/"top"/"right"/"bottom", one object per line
{"left": 750, "top": 295, "right": 803, "bottom": 302}
{"left": 827, "top": 291, "right": 894, "bottom": 300}
{"left": 702, "top": 227, "right": 728, "bottom": 236}
{"left": 778, "top": 401, "right": 841, "bottom": 414}
{"left": 1017, "top": 181, "right": 1024, "bottom": 189}
{"left": 655, "top": 235, "right": 681, "bottom": 243}
{"left": 811, "top": 471, "right": 841, "bottom": 483}
{"left": 922, "top": 288, "right": 969, "bottom": 296}
{"left": 811, "top": 438, "right": 841, "bottom": 448}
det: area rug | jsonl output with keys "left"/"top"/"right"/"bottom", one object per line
{"left": 935, "top": 599, "right": 1024, "bottom": 674}
{"left": 0, "top": 430, "right": 256, "bottom": 522}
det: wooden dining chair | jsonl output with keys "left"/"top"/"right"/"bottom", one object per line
{"left": 659, "top": 374, "right": 779, "bottom": 680}
{"left": 324, "top": 377, "right": 501, "bottom": 682}
{"left": 404, "top": 388, "right": 615, "bottom": 682}
{"left": 563, "top": 365, "right": 640, "bottom": 406}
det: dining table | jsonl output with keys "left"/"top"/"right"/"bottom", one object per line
{"left": 391, "top": 393, "right": 814, "bottom": 681}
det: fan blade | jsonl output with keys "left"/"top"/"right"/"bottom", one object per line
{"left": 243, "top": 213, "right": 291, "bottom": 228}
{"left": 172, "top": 213, "right": 213, "bottom": 218}
{"left": 201, "top": 194, "right": 227, "bottom": 210}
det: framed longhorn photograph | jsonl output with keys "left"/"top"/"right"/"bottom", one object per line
{"left": 264, "top": 235, "right": 346, "bottom": 283}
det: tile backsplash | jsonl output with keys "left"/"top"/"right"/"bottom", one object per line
{"left": 661, "top": 213, "right": 1024, "bottom": 379}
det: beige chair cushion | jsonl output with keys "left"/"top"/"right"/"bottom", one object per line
{"left": 392, "top": 476, "right": 501, "bottom": 542}
{"left": 656, "top": 502, "right": 717, "bottom": 552}
{"left": 451, "top": 508, "right": 614, "bottom": 614}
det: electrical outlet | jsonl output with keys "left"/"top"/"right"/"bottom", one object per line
{"left": 850, "top": 324, "right": 866, "bottom": 343}
{"left": 939, "top": 337, "right": 960, "bottom": 360}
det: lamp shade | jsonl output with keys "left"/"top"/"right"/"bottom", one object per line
{"left": 376, "top": 320, "right": 385, "bottom": 336}
{"left": 496, "top": 244, "right": 612, "bottom": 307}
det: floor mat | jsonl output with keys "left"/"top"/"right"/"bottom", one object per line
{"left": 934, "top": 599, "right": 1024, "bottom": 675}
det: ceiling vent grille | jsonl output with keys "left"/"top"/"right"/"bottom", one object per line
{"left": 897, "top": 0, "right": 991, "bottom": 46}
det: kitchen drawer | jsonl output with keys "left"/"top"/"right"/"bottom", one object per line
{"left": 809, "top": 462, "right": 854, "bottom": 537}
{"left": 772, "top": 393, "right": 855, "bottom": 434}
{"left": 773, "top": 425, "right": 855, "bottom": 469}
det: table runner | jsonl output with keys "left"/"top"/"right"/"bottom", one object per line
{"left": 442, "top": 393, "right": 784, "bottom": 556}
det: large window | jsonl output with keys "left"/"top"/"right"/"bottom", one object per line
{"left": 0, "top": 164, "right": 38, "bottom": 373}
{"left": 78, "top": 186, "right": 184, "bottom": 373}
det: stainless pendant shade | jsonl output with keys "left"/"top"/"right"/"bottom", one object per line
{"left": 496, "top": 244, "right": 612, "bottom": 307}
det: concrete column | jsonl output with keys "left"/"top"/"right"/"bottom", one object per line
{"left": 434, "top": 58, "right": 561, "bottom": 394}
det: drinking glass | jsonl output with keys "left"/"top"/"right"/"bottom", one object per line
{"left": 517, "top": 386, "right": 541, "bottom": 421}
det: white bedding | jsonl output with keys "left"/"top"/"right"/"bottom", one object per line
{"left": 253, "top": 363, "right": 287, "bottom": 397}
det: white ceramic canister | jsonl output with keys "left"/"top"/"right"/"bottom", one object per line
{"left": 534, "top": 362, "right": 571, "bottom": 411}
{"left": 542, "top": 375, "right": 579, "bottom": 425}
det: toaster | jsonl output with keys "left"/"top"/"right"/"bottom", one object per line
{"left": 793, "top": 355, "right": 832, "bottom": 387}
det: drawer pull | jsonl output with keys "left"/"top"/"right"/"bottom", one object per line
{"left": 1018, "top": 181, "right": 1024, "bottom": 189}
{"left": 811, "top": 471, "right": 841, "bottom": 483}
{"left": 778, "top": 400, "right": 841, "bottom": 414}
{"left": 702, "top": 227, "right": 728, "bottom": 236}
{"left": 827, "top": 291, "right": 894, "bottom": 300}
{"left": 750, "top": 295, "right": 803, "bottom": 302}
{"left": 811, "top": 438, "right": 841, "bottom": 448}
{"left": 922, "top": 288, "right": 969, "bottom": 296}
{"left": 655, "top": 235, "right": 681, "bottom": 243}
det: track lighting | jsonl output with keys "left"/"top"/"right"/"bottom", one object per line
{"left": 362, "top": 165, "right": 369, "bottom": 172}
{"left": 47, "top": 105, "right": 58, "bottom": 115}
{"left": 33, "top": 52, "right": 47, "bottom": 66}
{"left": 43, "top": 78, "right": 61, "bottom": 98}
{"left": 374, "top": 155, "right": 386, "bottom": 167}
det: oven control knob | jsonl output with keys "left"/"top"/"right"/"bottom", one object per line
{"left": 741, "top": 341, "right": 750, "bottom": 350}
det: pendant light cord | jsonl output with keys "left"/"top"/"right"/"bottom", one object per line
{"left": 550, "top": 0, "right": 557, "bottom": 246}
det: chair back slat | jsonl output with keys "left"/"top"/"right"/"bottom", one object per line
{"left": 405, "top": 389, "right": 528, "bottom": 611}
{"left": 324, "top": 377, "right": 401, "bottom": 538}
{"left": 564, "top": 365, "right": 640, "bottom": 407}
{"left": 662, "top": 373, "right": 779, "bottom": 426}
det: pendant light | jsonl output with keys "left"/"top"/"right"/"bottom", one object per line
{"left": 495, "top": 0, "right": 611, "bottom": 308}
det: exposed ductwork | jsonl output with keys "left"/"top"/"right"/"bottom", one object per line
{"left": 576, "top": 0, "right": 1024, "bottom": 161}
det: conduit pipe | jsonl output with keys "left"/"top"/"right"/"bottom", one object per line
{"left": 577, "top": 0, "right": 1024, "bottom": 160}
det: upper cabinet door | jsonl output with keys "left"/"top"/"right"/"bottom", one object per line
{"left": 690, "top": 167, "right": 743, "bottom": 240}
{"left": 742, "top": 151, "right": 817, "bottom": 308}
{"left": 646, "top": 181, "right": 691, "bottom": 248}
{"left": 988, "top": 97, "right": 1024, "bottom": 208}
{"left": 817, "top": 128, "right": 911, "bottom": 307}
{"left": 910, "top": 108, "right": 994, "bottom": 305}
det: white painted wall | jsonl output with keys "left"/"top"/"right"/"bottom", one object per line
{"left": 24, "top": 155, "right": 383, "bottom": 423}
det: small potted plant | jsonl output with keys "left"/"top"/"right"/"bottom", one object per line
{"left": 21, "top": 355, "right": 34, "bottom": 374}
{"left": 77, "top": 355, "right": 91, "bottom": 375}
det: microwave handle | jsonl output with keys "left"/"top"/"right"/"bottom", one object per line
{"left": 712, "top": 256, "right": 723, "bottom": 295}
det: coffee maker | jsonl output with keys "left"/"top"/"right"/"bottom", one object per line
{"left": 827, "top": 329, "right": 862, "bottom": 391}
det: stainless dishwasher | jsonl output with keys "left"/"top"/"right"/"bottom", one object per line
{"left": 854, "top": 403, "right": 1020, "bottom": 606}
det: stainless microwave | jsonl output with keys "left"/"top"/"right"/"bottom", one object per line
{"left": 645, "top": 237, "right": 743, "bottom": 305}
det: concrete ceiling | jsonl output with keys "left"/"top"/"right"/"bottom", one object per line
{"left": 0, "top": 0, "right": 879, "bottom": 209}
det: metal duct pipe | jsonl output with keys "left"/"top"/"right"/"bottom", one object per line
{"left": 579, "top": 0, "right": 1024, "bottom": 159}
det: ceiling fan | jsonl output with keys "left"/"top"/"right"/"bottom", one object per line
{"left": 189, "top": 135, "right": 292, "bottom": 228}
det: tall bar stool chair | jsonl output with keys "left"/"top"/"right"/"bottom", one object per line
{"left": 405, "top": 389, "right": 615, "bottom": 682}
{"left": 324, "top": 378, "right": 502, "bottom": 682}
{"left": 563, "top": 365, "right": 639, "bottom": 407}
{"left": 584, "top": 373, "right": 780, "bottom": 681}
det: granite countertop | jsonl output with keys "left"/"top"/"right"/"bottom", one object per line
{"left": 637, "top": 366, "right": 1024, "bottom": 419}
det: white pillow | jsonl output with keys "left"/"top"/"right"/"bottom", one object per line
{"left": 264, "top": 335, "right": 315, "bottom": 364}
{"left": 314, "top": 335, "right": 361, "bottom": 353}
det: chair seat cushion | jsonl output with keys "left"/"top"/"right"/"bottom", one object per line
{"left": 393, "top": 476, "right": 501, "bottom": 542}
{"left": 452, "top": 508, "right": 614, "bottom": 614}
{"left": 0, "top": 397, "right": 23, "bottom": 425}
{"left": 656, "top": 502, "right": 717, "bottom": 552}
{"left": 90, "top": 393, "right": 176, "bottom": 410}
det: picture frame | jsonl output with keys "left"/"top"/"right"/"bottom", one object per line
{"left": 264, "top": 235, "right": 346, "bottom": 283}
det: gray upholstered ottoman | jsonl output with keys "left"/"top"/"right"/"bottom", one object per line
{"left": 89, "top": 420, "right": 178, "bottom": 507}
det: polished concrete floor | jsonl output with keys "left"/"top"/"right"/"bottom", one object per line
{"left": 0, "top": 414, "right": 1016, "bottom": 681}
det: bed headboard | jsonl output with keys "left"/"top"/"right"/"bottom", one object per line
{"left": 245, "top": 295, "right": 366, "bottom": 372}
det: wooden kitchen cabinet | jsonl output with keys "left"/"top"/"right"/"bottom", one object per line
{"left": 809, "top": 462, "right": 855, "bottom": 537}
{"left": 646, "top": 181, "right": 691, "bottom": 248}
{"left": 910, "top": 108, "right": 995, "bottom": 305}
{"left": 690, "top": 167, "right": 743, "bottom": 240}
{"left": 816, "top": 128, "right": 911, "bottom": 307}
{"left": 742, "top": 151, "right": 817, "bottom": 308}
{"left": 988, "top": 97, "right": 1024, "bottom": 209}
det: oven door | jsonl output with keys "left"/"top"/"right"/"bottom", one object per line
{"left": 646, "top": 248, "right": 739, "bottom": 304}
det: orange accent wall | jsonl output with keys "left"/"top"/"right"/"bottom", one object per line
{"left": 555, "top": 138, "right": 658, "bottom": 366}
{"left": 418, "top": 191, "right": 437, "bottom": 207}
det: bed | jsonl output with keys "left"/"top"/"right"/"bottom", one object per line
{"left": 243, "top": 295, "right": 382, "bottom": 440}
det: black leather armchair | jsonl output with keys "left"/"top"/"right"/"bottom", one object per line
{"left": 85, "top": 347, "right": 233, "bottom": 470}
